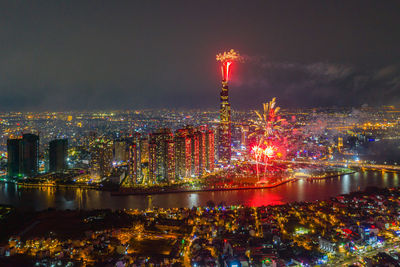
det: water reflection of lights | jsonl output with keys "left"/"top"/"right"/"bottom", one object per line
{"left": 342, "top": 175, "right": 350, "bottom": 193}
{"left": 295, "top": 178, "right": 305, "bottom": 200}
{"left": 1, "top": 171, "right": 400, "bottom": 210}
{"left": 383, "top": 172, "right": 388, "bottom": 183}
{"left": 188, "top": 194, "right": 199, "bottom": 208}
{"left": 248, "top": 192, "right": 284, "bottom": 206}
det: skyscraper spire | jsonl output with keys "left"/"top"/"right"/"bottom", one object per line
{"left": 218, "top": 79, "right": 232, "bottom": 163}
{"left": 216, "top": 49, "right": 241, "bottom": 163}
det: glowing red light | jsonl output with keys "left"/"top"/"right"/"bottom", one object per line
{"left": 221, "top": 61, "right": 232, "bottom": 81}
{"left": 217, "top": 49, "right": 241, "bottom": 82}
{"left": 225, "top": 61, "right": 232, "bottom": 81}
{"left": 251, "top": 145, "right": 275, "bottom": 159}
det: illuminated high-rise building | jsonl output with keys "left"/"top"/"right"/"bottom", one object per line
{"left": 127, "top": 142, "right": 137, "bottom": 185}
{"left": 112, "top": 136, "right": 139, "bottom": 185}
{"left": 191, "top": 131, "right": 200, "bottom": 177}
{"left": 22, "top": 134, "right": 39, "bottom": 177}
{"left": 140, "top": 137, "right": 149, "bottom": 163}
{"left": 148, "top": 141, "right": 157, "bottom": 183}
{"left": 218, "top": 78, "right": 231, "bottom": 163}
{"left": 89, "top": 137, "right": 113, "bottom": 181}
{"left": 7, "top": 134, "right": 40, "bottom": 178}
{"left": 216, "top": 49, "right": 241, "bottom": 164}
{"left": 166, "top": 140, "right": 175, "bottom": 182}
{"left": 175, "top": 129, "right": 192, "bottom": 179}
{"left": 149, "top": 128, "right": 173, "bottom": 183}
{"left": 197, "top": 129, "right": 206, "bottom": 175}
{"left": 7, "top": 138, "right": 22, "bottom": 178}
{"left": 49, "top": 139, "right": 68, "bottom": 173}
{"left": 205, "top": 130, "right": 215, "bottom": 171}
{"left": 214, "top": 127, "right": 219, "bottom": 161}
{"left": 132, "top": 132, "right": 142, "bottom": 182}
{"left": 139, "top": 137, "right": 149, "bottom": 182}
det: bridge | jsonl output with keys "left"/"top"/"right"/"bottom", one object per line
{"left": 273, "top": 159, "right": 400, "bottom": 172}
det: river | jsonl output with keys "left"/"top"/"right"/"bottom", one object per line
{"left": 0, "top": 171, "right": 399, "bottom": 211}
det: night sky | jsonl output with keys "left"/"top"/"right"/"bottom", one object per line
{"left": 1, "top": 1, "right": 400, "bottom": 111}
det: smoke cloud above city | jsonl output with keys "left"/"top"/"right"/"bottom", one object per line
{"left": 231, "top": 61, "right": 400, "bottom": 108}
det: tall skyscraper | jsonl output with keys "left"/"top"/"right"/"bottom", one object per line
{"left": 148, "top": 141, "right": 157, "bottom": 183}
{"left": 205, "top": 130, "right": 215, "bottom": 172}
{"left": 191, "top": 131, "right": 200, "bottom": 177}
{"left": 166, "top": 140, "right": 175, "bottom": 182}
{"left": 218, "top": 70, "right": 232, "bottom": 163}
{"left": 149, "top": 128, "right": 173, "bottom": 183}
{"left": 175, "top": 129, "right": 192, "bottom": 179}
{"left": 7, "top": 139, "right": 22, "bottom": 178}
{"left": 132, "top": 132, "right": 142, "bottom": 182}
{"left": 139, "top": 137, "right": 149, "bottom": 183}
{"left": 22, "top": 134, "right": 39, "bottom": 177}
{"left": 197, "top": 129, "right": 206, "bottom": 175}
{"left": 49, "top": 139, "right": 68, "bottom": 173}
{"left": 7, "top": 134, "right": 40, "bottom": 178}
{"left": 127, "top": 142, "right": 137, "bottom": 185}
{"left": 89, "top": 137, "right": 113, "bottom": 181}
{"left": 216, "top": 49, "right": 241, "bottom": 164}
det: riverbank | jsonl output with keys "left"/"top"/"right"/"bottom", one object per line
{"left": 112, "top": 170, "right": 358, "bottom": 196}
{"left": 10, "top": 170, "right": 357, "bottom": 195}
{"left": 15, "top": 182, "right": 98, "bottom": 190}
{"left": 111, "top": 178, "right": 296, "bottom": 196}
{"left": 306, "top": 170, "right": 358, "bottom": 181}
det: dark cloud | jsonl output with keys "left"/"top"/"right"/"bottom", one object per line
{"left": 0, "top": 1, "right": 399, "bottom": 110}
{"left": 373, "top": 65, "right": 399, "bottom": 80}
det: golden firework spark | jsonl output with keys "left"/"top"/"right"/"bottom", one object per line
{"left": 250, "top": 97, "right": 285, "bottom": 145}
{"left": 216, "top": 49, "right": 242, "bottom": 62}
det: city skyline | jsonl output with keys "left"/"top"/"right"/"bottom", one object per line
{"left": 1, "top": 1, "right": 400, "bottom": 111}
{"left": 1, "top": 2, "right": 400, "bottom": 266}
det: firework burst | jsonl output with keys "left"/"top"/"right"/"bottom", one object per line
{"left": 249, "top": 98, "right": 285, "bottom": 179}
{"left": 216, "top": 49, "right": 242, "bottom": 63}
{"left": 250, "top": 97, "right": 285, "bottom": 145}
{"left": 251, "top": 144, "right": 276, "bottom": 179}
{"left": 216, "top": 49, "right": 242, "bottom": 82}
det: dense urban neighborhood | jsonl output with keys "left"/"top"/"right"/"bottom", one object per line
{"left": 0, "top": 186, "right": 400, "bottom": 266}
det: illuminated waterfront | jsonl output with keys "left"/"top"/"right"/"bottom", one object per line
{"left": 0, "top": 171, "right": 399, "bottom": 211}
